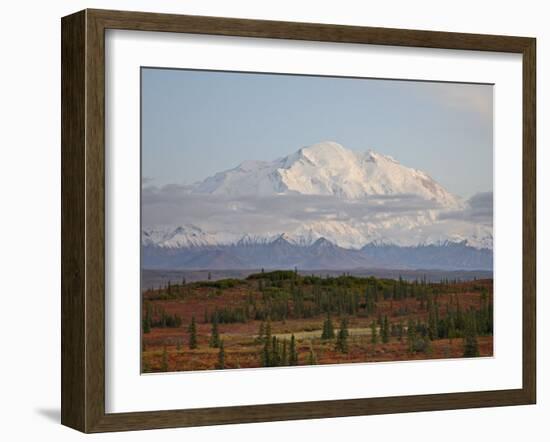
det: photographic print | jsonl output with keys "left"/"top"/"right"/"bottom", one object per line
{"left": 140, "top": 68, "right": 494, "bottom": 373}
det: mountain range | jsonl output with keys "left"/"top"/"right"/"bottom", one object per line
{"left": 142, "top": 142, "right": 493, "bottom": 271}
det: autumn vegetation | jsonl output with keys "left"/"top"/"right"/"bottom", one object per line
{"left": 141, "top": 270, "right": 493, "bottom": 372}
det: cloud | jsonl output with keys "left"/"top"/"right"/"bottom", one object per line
{"left": 141, "top": 186, "right": 493, "bottom": 248}
{"left": 437, "top": 192, "right": 493, "bottom": 225}
{"left": 141, "top": 185, "right": 443, "bottom": 233}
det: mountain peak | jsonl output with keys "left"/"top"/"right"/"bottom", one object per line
{"left": 301, "top": 141, "right": 345, "bottom": 155}
{"left": 272, "top": 233, "right": 293, "bottom": 247}
{"left": 311, "top": 237, "right": 335, "bottom": 249}
{"left": 295, "top": 141, "right": 353, "bottom": 170}
{"left": 187, "top": 141, "right": 462, "bottom": 207}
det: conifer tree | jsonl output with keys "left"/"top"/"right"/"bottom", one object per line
{"left": 188, "top": 315, "right": 198, "bottom": 349}
{"left": 281, "top": 338, "right": 288, "bottom": 366}
{"left": 382, "top": 315, "right": 390, "bottom": 343}
{"left": 365, "top": 285, "right": 375, "bottom": 315}
{"left": 260, "top": 321, "right": 274, "bottom": 366}
{"left": 289, "top": 334, "right": 298, "bottom": 366}
{"left": 321, "top": 313, "right": 335, "bottom": 340}
{"left": 428, "top": 298, "right": 437, "bottom": 340}
{"left": 261, "top": 338, "right": 271, "bottom": 367}
{"left": 479, "top": 287, "right": 491, "bottom": 335}
{"left": 142, "top": 317, "right": 151, "bottom": 334}
{"left": 336, "top": 318, "right": 349, "bottom": 353}
{"left": 143, "top": 303, "right": 152, "bottom": 334}
{"left": 209, "top": 316, "right": 220, "bottom": 348}
{"left": 370, "top": 320, "right": 378, "bottom": 344}
{"left": 463, "top": 312, "right": 479, "bottom": 357}
{"left": 463, "top": 332, "right": 479, "bottom": 357}
{"left": 271, "top": 336, "right": 280, "bottom": 367}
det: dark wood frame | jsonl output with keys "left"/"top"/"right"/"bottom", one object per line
{"left": 61, "top": 8, "right": 536, "bottom": 433}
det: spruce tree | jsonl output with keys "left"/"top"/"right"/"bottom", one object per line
{"left": 281, "top": 338, "right": 288, "bottom": 366}
{"left": 289, "top": 334, "right": 298, "bottom": 366}
{"left": 428, "top": 298, "right": 437, "bottom": 340}
{"left": 463, "top": 312, "right": 480, "bottom": 357}
{"left": 463, "top": 332, "right": 479, "bottom": 357}
{"left": 142, "top": 317, "right": 151, "bottom": 334}
{"left": 370, "top": 320, "right": 378, "bottom": 344}
{"left": 209, "top": 316, "right": 220, "bottom": 348}
{"left": 188, "top": 315, "right": 198, "bottom": 349}
{"left": 271, "top": 336, "right": 280, "bottom": 367}
{"left": 382, "top": 315, "right": 390, "bottom": 343}
{"left": 321, "top": 313, "right": 335, "bottom": 340}
{"left": 336, "top": 318, "right": 349, "bottom": 353}
{"left": 143, "top": 304, "right": 152, "bottom": 334}
{"left": 260, "top": 321, "right": 274, "bottom": 366}
{"left": 479, "top": 287, "right": 491, "bottom": 335}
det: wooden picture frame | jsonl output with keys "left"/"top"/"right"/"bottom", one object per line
{"left": 61, "top": 8, "right": 536, "bottom": 433}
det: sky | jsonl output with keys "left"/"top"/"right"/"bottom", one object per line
{"left": 141, "top": 67, "right": 493, "bottom": 199}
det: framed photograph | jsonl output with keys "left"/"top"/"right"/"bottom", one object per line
{"left": 61, "top": 9, "right": 536, "bottom": 433}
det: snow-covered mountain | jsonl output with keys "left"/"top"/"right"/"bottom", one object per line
{"left": 141, "top": 227, "right": 492, "bottom": 271}
{"left": 142, "top": 222, "right": 492, "bottom": 251}
{"left": 142, "top": 141, "right": 492, "bottom": 270}
{"left": 189, "top": 141, "right": 463, "bottom": 208}
{"left": 142, "top": 225, "right": 239, "bottom": 248}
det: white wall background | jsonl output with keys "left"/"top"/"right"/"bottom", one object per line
{"left": 0, "top": 0, "right": 546, "bottom": 440}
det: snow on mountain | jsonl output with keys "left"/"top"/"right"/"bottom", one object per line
{"left": 142, "top": 225, "right": 239, "bottom": 249}
{"left": 288, "top": 221, "right": 371, "bottom": 249}
{"left": 188, "top": 141, "right": 463, "bottom": 208}
{"left": 142, "top": 142, "right": 492, "bottom": 255}
{"left": 142, "top": 221, "right": 492, "bottom": 251}
{"left": 142, "top": 230, "right": 493, "bottom": 271}
{"left": 236, "top": 233, "right": 280, "bottom": 246}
